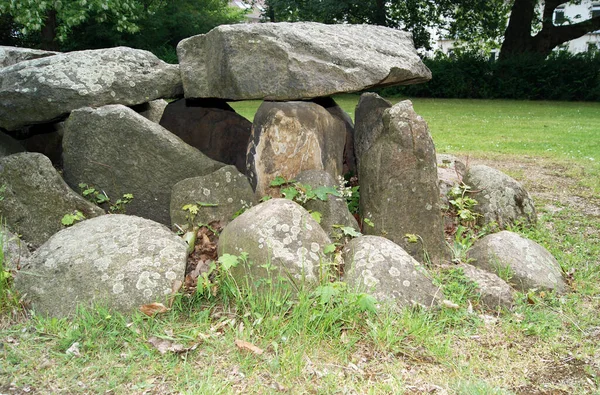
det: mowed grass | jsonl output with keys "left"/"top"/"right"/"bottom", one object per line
{"left": 2, "top": 96, "right": 600, "bottom": 394}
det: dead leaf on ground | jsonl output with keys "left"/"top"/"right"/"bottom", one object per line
{"left": 66, "top": 342, "right": 81, "bottom": 357}
{"left": 147, "top": 336, "right": 198, "bottom": 355}
{"left": 140, "top": 302, "right": 169, "bottom": 316}
{"left": 442, "top": 300, "right": 460, "bottom": 309}
{"left": 235, "top": 339, "right": 264, "bottom": 355}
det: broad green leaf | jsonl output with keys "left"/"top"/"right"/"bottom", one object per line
{"left": 363, "top": 218, "right": 374, "bottom": 227}
{"left": 314, "top": 284, "right": 338, "bottom": 305}
{"left": 314, "top": 186, "right": 340, "bottom": 201}
{"left": 281, "top": 186, "right": 299, "bottom": 201}
{"left": 357, "top": 293, "right": 377, "bottom": 313}
{"left": 323, "top": 243, "right": 336, "bottom": 254}
{"left": 218, "top": 254, "right": 239, "bottom": 271}
{"left": 405, "top": 233, "right": 419, "bottom": 243}
{"left": 340, "top": 226, "right": 361, "bottom": 237}
{"left": 270, "top": 176, "right": 290, "bottom": 187}
{"left": 310, "top": 211, "right": 322, "bottom": 224}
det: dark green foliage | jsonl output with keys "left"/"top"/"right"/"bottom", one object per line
{"left": 380, "top": 50, "right": 600, "bottom": 101}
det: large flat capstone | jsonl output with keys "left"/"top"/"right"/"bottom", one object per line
{"left": 177, "top": 22, "right": 431, "bottom": 100}
{"left": 0, "top": 47, "right": 183, "bottom": 131}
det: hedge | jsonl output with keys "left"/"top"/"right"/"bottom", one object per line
{"left": 379, "top": 51, "right": 600, "bottom": 101}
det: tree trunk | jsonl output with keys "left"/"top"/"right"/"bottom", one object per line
{"left": 500, "top": 0, "right": 600, "bottom": 60}
{"left": 374, "top": 0, "right": 387, "bottom": 26}
{"left": 40, "top": 9, "right": 59, "bottom": 51}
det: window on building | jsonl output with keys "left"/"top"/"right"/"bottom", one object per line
{"left": 592, "top": 3, "right": 600, "bottom": 18}
{"left": 554, "top": 5, "right": 566, "bottom": 25}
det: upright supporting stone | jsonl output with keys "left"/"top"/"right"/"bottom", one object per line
{"left": 359, "top": 100, "right": 447, "bottom": 264}
{"left": 246, "top": 101, "right": 346, "bottom": 197}
{"left": 354, "top": 92, "right": 392, "bottom": 169}
{"left": 159, "top": 98, "right": 251, "bottom": 174}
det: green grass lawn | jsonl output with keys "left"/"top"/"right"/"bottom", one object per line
{"left": 2, "top": 97, "right": 600, "bottom": 394}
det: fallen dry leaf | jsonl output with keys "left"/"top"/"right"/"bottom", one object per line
{"left": 147, "top": 336, "right": 198, "bottom": 355}
{"left": 140, "top": 302, "right": 169, "bottom": 316}
{"left": 66, "top": 342, "right": 81, "bottom": 357}
{"left": 442, "top": 300, "right": 460, "bottom": 309}
{"left": 235, "top": 339, "right": 264, "bottom": 355}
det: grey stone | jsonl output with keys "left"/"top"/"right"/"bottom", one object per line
{"left": 0, "top": 131, "right": 25, "bottom": 158}
{"left": 459, "top": 263, "right": 514, "bottom": 310}
{"left": 170, "top": 165, "right": 256, "bottom": 230}
{"left": 132, "top": 99, "right": 169, "bottom": 123}
{"left": 468, "top": 231, "right": 566, "bottom": 293}
{"left": 312, "top": 97, "right": 357, "bottom": 176}
{"left": 360, "top": 100, "right": 447, "bottom": 264}
{"left": 464, "top": 164, "right": 536, "bottom": 228}
{"left": 15, "top": 215, "right": 187, "bottom": 318}
{"left": 247, "top": 101, "right": 346, "bottom": 197}
{"left": 0, "top": 152, "right": 104, "bottom": 247}
{"left": 0, "top": 47, "right": 183, "bottom": 131}
{"left": 342, "top": 236, "right": 440, "bottom": 307}
{"left": 437, "top": 154, "right": 467, "bottom": 208}
{"left": 354, "top": 92, "right": 392, "bottom": 169}
{"left": 218, "top": 198, "right": 331, "bottom": 289}
{"left": 0, "top": 46, "right": 58, "bottom": 68}
{"left": 177, "top": 22, "right": 431, "bottom": 100}
{"left": 294, "top": 169, "right": 359, "bottom": 241}
{"left": 159, "top": 98, "right": 252, "bottom": 174}
{"left": 62, "top": 105, "right": 224, "bottom": 226}
{"left": 1, "top": 226, "right": 30, "bottom": 270}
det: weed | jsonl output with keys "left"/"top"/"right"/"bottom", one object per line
{"left": 78, "top": 183, "right": 133, "bottom": 214}
{"left": 61, "top": 210, "right": 85, "bottom": 226}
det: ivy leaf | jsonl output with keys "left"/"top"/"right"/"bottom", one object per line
{"left": 314, "top": 284, "right": 338, "bottom": 305}
{"left": 405, "top": 233, "right": 419, "bottom": 243}
{"left": 310, "top": 211, "right": 322, "bottom": 224}
{"left": 356, "top": 293, "right": 377, "bottom": 313}
{"left": 323, "top": 243, "right": 336, "bottom": 254}
{"left": 182, "top": 204, "right": 199, "bottom": 215}
{"left": 281, "top": 186, "right": 299, "bottom": 201}
{"left": 313, "top": 186, "right": 340, "bottom": 201}
{"left": 337, "top": 226, "right": 361, "bottom": 238}
{"left": 270, "top": 176, "right": 291, "bottom": 187}
{"left": 218, "top": 254, "right": 240, "bottom": 271}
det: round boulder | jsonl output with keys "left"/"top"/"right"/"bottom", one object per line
{"left": 468, "top": 231, "right": 566, "bottom": 293}
{"left": 342, "top": 236, "right": 440, "bottom": 307}
{"left": 15, "top": 215, "right": 188, "bottom": 317}
{"left": 218, "top": 198, "right": 331, "bottom": 289}
{"left": 464, "top": 164, "right": 536, "bottom": 228}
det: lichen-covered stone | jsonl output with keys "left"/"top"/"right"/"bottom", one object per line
{"left": 0, "top": 152, "right": 104, "bottom": 247}
{"left": 354, "top": 92, "right": 392, "bottom": 169}
{"left": 247, "top": 101, "right": 346, "bottom": 197}
{"left": 359, "top": 100, "right": 447, "bottom": 264}
{"left": 342, "top": 236, "right": 440, "bottom": 307}
{"left": 177, "top": 22, "right": 431, "bottom": 100}
{"left": 0, "top": 226, "right": 30, "bottom": 271}
{"left": 294, "top": 169, "right": 359, "bottom": 240}
{"left": 159, "top": 98, "right": 252, "bottom": 174}
{"left": 0, "top": 46, "right": 58, "bottom": 68}
{"left": 218, "top": 198, "right": 331, "bottom": 289}
{"left": 311, "top": 97, "right": 357, "bottom": 176}
{"left": 132, "top": 99, "right": 168, "bottom": 123}
{"left": 170, "top": 165, "right": 256, "bottom": 229}
{"left": 0, "top": 47, "right": 182, "bottom": 130}
{"left": 0, "top": 131, "right": 25, "bottom": 158}
{"left": 62, "top": 105, "right": 224, "bottom": 225}
{"left": 468, "top": 231, "right": 566, "bottom": 293}
{"left": 15, "top": 215, "right": 187, "bottom": 318}
{"left": 463, "top": 164, "right": 536, "bottom": 228}
{"left": 459, "top": 263, "right": 514, "bottom": 310}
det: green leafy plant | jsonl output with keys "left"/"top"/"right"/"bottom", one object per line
{"left": 448, "top": 183, "right": 480, "bottom": 226}
{"left": 79, "top": 183, "right": 133, "bottom": 214}
{"left": 79, "top": 183, "right": 110, "bottom": 205}
{"left": 181, "top": 202, "right": 218, "bottom": 229}
{"left": 109, "top": 193, "right": 134, "bottom": 214}
{"left": 269, "top": 176, "right": 341, "bottom": 205}
{"left": 61, "top": 210, "right": 86, "bottom": 227}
